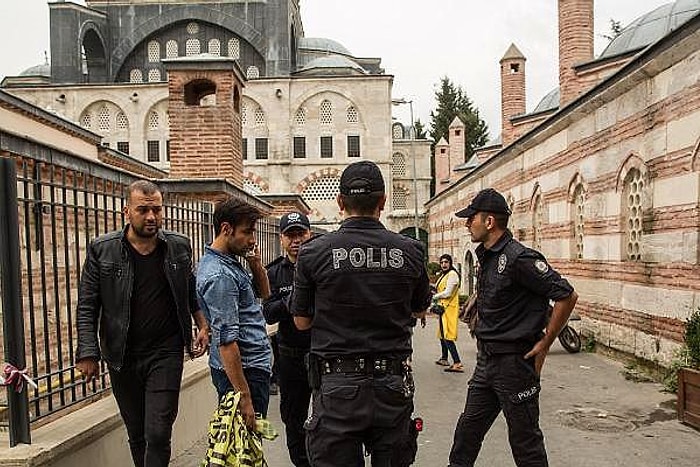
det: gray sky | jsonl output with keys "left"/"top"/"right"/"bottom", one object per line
{"left": 0, "top": 0, "right": 673, "bottom": 138}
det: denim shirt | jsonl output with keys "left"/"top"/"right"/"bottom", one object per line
{"left": 196, "top": 245, "right": 271, "bottom": 374}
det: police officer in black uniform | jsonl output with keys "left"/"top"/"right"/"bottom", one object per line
{"left": 448, "top": 188, "right": 578, "bottom": 467}
{"left": 262, "top": 211, "right": 313, "bottom": 467}
{"left": 292, "top": 161, "right": 431, "bottom": 467}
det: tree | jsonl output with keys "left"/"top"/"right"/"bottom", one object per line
{"left": 414, "top": 118, "right": 427, "bottom": 139}
{"left": 429, "top": 77, "right": 489, "bottom": 161}
{"left": 428, "top": 77, "right": 489, "bottom": 194}
{"left": 601, "top": 19, "right": 623, "bottom": 42}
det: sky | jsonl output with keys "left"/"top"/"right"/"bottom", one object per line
{"left": 0, "top": 0, "right": 674, "bottom": 138}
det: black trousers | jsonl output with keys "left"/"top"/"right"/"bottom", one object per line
{"left": 448, "top": 346, "right": 547, "bottom": 467}
{"left": 278, "top": 352, "right": 312, "bottom": 467}
{"left": 305, "top": 373, "right": 412, "bottom": 467}
{"left": 109, "top": 352, "right": 184, "bottom": 467}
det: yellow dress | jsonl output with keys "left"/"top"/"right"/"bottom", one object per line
{"left": 436, "top": 270, "right": 460, "bottom": 341}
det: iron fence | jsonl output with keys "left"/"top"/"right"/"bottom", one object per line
{"left": 0, "top": 151, "right": 283, "bottom": 445}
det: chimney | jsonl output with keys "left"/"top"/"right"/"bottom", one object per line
{"left": 500, "top": 43, "right": 526, "bottom": 146}
{"left": 434, "top": 137, "right": 451, "bottom": 194}
{"left": 449, "top": 116, "right": 466, "bottom": 167}
{"left": 164, "top": 57, "right": 245, "bottom": 186}
{"left": 558, "top": 0, "right": 594, "bottom": 106}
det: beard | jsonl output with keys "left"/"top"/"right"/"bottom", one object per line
{"left": 130, "top": 222, "right": 159, "bottom": 238}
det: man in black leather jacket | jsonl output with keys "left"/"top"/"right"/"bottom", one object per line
{"left": 263, "top": 212, "right": 313, "bottom": 467}
{"left": 75, "top": 180, "right": 209, "bottom": 467}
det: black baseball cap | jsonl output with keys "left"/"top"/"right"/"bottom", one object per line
{"left": 280, "top": 212, "right": 310, "bottom": 233}
{"left": 455, "top": 188, "right": 511, "bottom": 218}
{"left": 340, "top": 161, "right": 385, "bottom": 196}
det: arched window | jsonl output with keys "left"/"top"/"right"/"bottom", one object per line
{"left": 116, "top": 112, "right": 129, "bottom": 130}
{"left": 254, "top": 106, "right": 265, "bottom": 126}
{"left": 166, "top": 40, "right": 178, "bottom": 58}
{"left": 295, "top": 108, "right": 307, "bottom": 126}
{"left": 97, "top": 104, "right": 110, "bottom": 131}
{"left": 572, "top": 185, "right": 585, "bottom": 259}
{"left": 392, "top": 122, "right": 404, "bottom": 140}
{"left": 147, "top": 41, "right": 160, "bottom": 62}
{"left": 227, "top": 38, "right": 240, "bottom": 58}
{"left": 320, "top": 100, "right": 332, "bottom": 125}
{"left": 148, "top": 69, "right": 161, "bottom": 82}
{"left": 81, "top": 113, "right": 92, "bottom": 129}
{"left": 392, "top": 186, "right": 408, "bottom": 209}
{"left": 246, "top": 66, "right": 260, "bottom": 79}
{"left": 208, "top": 39, "right": 221, "bottom": 56}
{"left": 346, "top": 106, "right": 358, "bottom": 123}
{"left": 186, "top": 39, "right": 200, "bottom": 56}
{"left": 392, "top": 153, "right": 406, "bottom": 177}
{"left": 148, "top": 111, "right": 160, "bottom": 131}
{"left": 624, "top": 169, "right": 644, "bottom": 261}
{"left": 532, "top": 193, "right": 543, "bottom": 251}
{"left": 129, "top": 69, "right": 143, "bottom": 83}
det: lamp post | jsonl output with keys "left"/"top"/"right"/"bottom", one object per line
{"left": 391, "top": 98, "right": 420, "bottom": 241}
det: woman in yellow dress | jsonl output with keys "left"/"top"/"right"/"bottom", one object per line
{"left": 433, "top": 254, "right": 463, "bottom": 372}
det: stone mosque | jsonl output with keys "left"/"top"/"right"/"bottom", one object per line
{"left": 1, "top": 0, "right": 432, "bottom": 236}
{"left": 430, "top": 0, "right": 700, "bottom": 365}
{"left": 2, "top": 0, "right": 700, "bottom": 367}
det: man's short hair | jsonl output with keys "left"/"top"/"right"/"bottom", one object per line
{"left": 480, "top": 211, "right": 509, "bottom": 230}
{"left": 126, "top": 180, "right": 161, "bottom": 204}
{"left": 213, "top": 197, "right": 263, "bottom": 236}
{"left": 339, "top": 192, "right": 384, "bottom": 215}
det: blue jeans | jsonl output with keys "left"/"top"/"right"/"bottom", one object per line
{"left": 441, "top": 339, "right": 462, "bottom": 364}
{"left": 210, "top": 366, "right": 271, "bottom": 417}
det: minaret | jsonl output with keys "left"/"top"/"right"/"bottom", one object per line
{"left": 434, "top": 137, "right": 451, "bottom": 194}
{"left": 558, "top": 0, "right": 594, "bottom": 106}
{"left": 500, "top": 43, "right": 526, "bottom": 146}
{"left": 165, "top": 56, "right": 245, "bottom": 186}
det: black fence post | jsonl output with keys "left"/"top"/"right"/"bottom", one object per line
{"left": 0, "top": 157, "right": 31, "bottom": 446}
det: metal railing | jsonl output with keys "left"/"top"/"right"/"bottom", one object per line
{"left": 0, "top": 151, "right": 284, "bottom": 445}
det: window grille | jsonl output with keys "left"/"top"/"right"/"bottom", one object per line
{"left": 254, "top": 107, "right": 265, "bottom": 126}
{"left": 393, "top": 186, "right": 408, "bottom": 209}
{"left": 392, "top": 123, "right": 404, "bottom": 140}
{"left": 242, "top": 138, "right": 247, "bottom": 160}
{"left": 255, "top": 138, "right": 268, "bottom": 159}
{"left": 533, "top": 194, "right": 543, "bottom": 250}
{"left": 166, "top": 40, "right": 178, "bottom": 58}
{"left": 228, "top": 38, "right": 240, "bottom": 59}
{"left": 187, "top": 22, "right": 199, "bottom": 35}
{"left": 346, "top": 106, "right": 358, "bottom": 123}
{"left": 81, "top": 113, "right": 92, "bottom": 129}
{"left": 320, "top": 136, "right": 333, "bottom": 158}
{"left": 293, "top": 137, "right": 306, "bottom": 158}
{"left": 625, "top": 169, "right": 644, "bottom": 261}
{"left": 295, "top": 108, "right": 306, "bottom": 126}
{"left": 392, "top": 153, "right": 406, "bottom": 176}
{"left": 347, "top": 135, "right": 360, "bottom": 158}
{"left": 147, "top": 140, "right": 160, "bottom": 162}
{"left": 186, "top": 39, "right": 200, "bottom": 56}
{"left": 208, "top": 39, "right": 221, "bottom": 56}
{"left": 116, "top": 112, "right": 129, "bottom": 130}
{"left": 147, "top": 41, "right": 160, "bottom": 62}
{"left": 148, "top": 111, "right": 160, "bottom": 130}
{"left": 243, "top": 179, "right": 265, "bottom": 195}
{"left": 97, "top": 105, "right": 110, "bottom": 131}
{"left": 301, "top": 176, "right": 341, "bottom": 202}
{"left": 247, "top": 66, "right": 260, "bottom": 79}
{"left": 117, "top": 141, "right": 130, "bottom": 154}
{"left": 241, "top": 103, "right": 248, "bottom": 126}
{"left": 130, "top": 69, "right": 143, "bottom": 83}
{"left": 148, "top": 69, "right": 161, "bottom": 82}
{"left": 573, "top": 186, "right": 585, "bottom": 259}
{"left": 320, "top": 100, "right": 332, "bottom": 124}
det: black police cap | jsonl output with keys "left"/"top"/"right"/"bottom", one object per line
{"left": 279, "top": 212, "right": 310, "bottom": 233}
{"left": 339, "top": 161, "right": 385, "bottom": 196}
{"left": 455, "top": 188, "right": 512, "bottom": 218}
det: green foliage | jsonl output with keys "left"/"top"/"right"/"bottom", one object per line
{"left": 581, "top": 335, "right": 596, "bottom": 353}
{"left": 428, "top": 77, "right": 489, "bottom": 194}
{"left": 426, "top": 261, "right": 441, "bottom": 278}
{"left": 601, "top": 19, "right": 623, "bottom": 42}
{"left": 662, "top": 308, "right": 700, "bottom": 392}
{"left": 413, "top": 118, "right": 427, "bottom": 139}
{"left": 685, "top": 307, "right": 700, "bottom": 368}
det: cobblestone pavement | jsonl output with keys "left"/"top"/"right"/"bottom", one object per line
{"left": 171, "top": 318, "right": 700, "bottom": 466}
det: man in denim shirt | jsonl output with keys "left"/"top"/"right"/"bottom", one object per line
{"left": 196, "top": 197, "right": 272, "bottom": 429}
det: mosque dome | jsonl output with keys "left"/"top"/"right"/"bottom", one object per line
{"left": 600, "top": 0, "right": 700, "bottom": 58}
{"left": 19, "top": 63, "right": 51, "bottom": 77}
{"left": 298, "top": 37, "right": 352, "bottom": 56}
{"left": 297, "top": 55, "right": 366, "bottom": 75}
{"left": 532, "top": 87, "right": 560, "bottom": 114}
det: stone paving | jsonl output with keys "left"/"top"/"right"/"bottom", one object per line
{"left": 171, "top": 318, "right": 700, "bottom": 466}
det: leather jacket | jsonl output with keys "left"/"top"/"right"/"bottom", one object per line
{"left": 76, "top": 225, "right": 198, "bottom": 370}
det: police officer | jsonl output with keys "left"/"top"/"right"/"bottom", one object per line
{"left": 292, "top": 161, "right": 431, "bottom": 467}
{"left": 262, "top": 212, "right": 313, "bottom": 467}
{"left": 448, "top": 188, "right": 578, "bottom": 467}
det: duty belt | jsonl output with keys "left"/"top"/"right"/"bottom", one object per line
{"left": 319, "top": 356, "right": 404, "bottom": 376}
{"left": 278, "top": 345, "right": 308, "bottom": 358}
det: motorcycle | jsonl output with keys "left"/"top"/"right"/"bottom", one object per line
{"left": 557, "top": 312, "right": 582, "bottom": 353}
